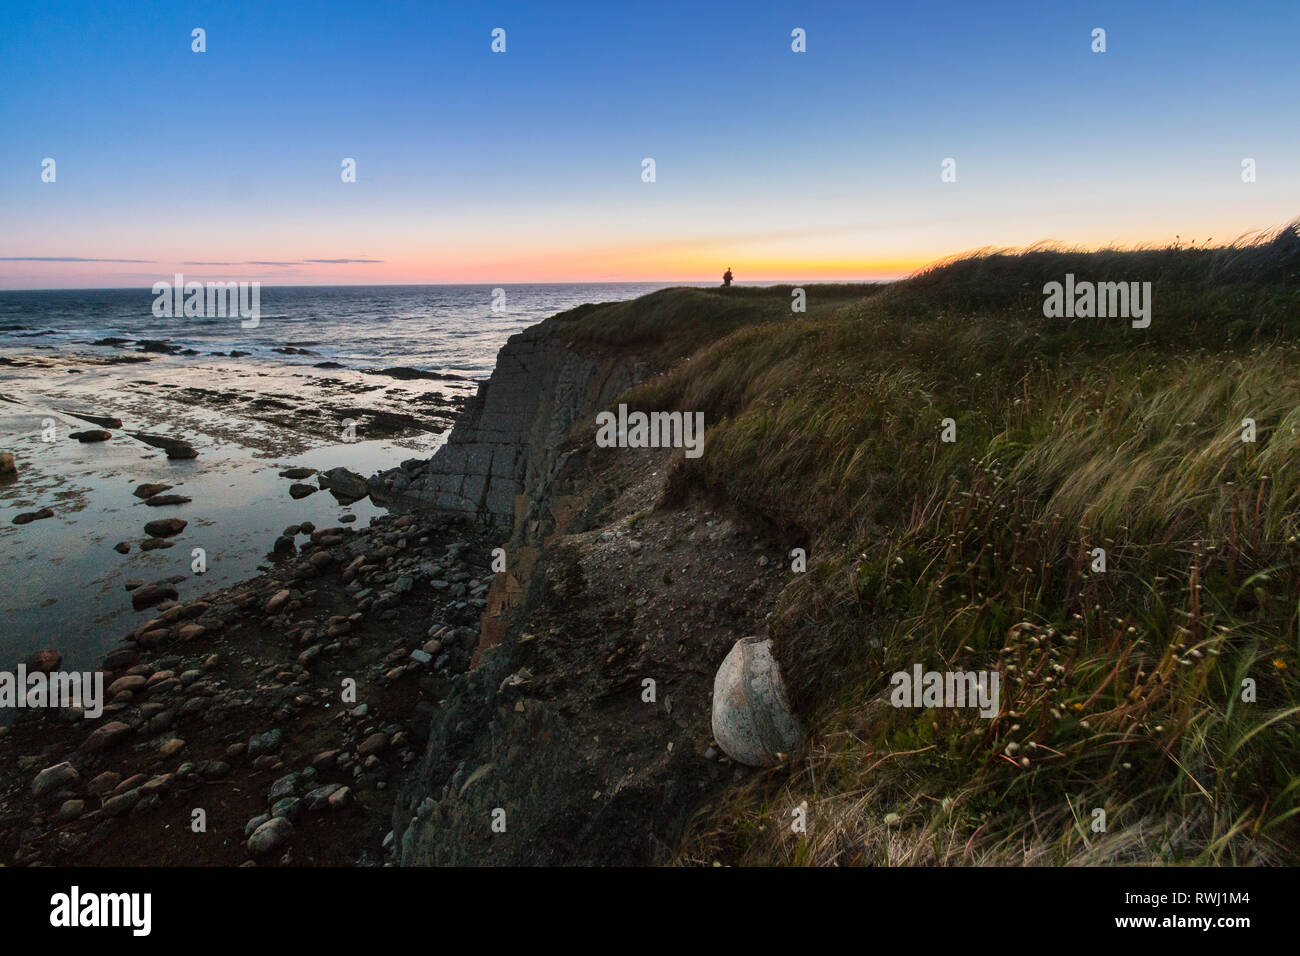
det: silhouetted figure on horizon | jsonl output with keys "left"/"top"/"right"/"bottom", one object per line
{"left": 722, "top": 267, "right": 733, "bottom": 287}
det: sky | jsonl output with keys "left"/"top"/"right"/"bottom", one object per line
{"left": 1, "top": 0, "right": 1298, "bottom": 288}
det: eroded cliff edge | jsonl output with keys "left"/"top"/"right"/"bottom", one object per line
{"left": 368, "top": 315, "right": 644, "bottom": 526}
{"left": 372, "top": 295, "right": 788, "bottom": 865}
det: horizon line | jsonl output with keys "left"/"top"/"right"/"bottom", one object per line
{"left": 0, "top": 278, "right": 898, "bottom": 293}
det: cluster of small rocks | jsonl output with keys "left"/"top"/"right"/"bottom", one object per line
{"left": 3, "top": 508, "right": 496, "bottom": 866}
{"left": 13, "top": 647, "right": 228, "bottom": 865}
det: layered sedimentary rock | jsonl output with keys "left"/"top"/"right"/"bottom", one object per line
{"left": 367, "top": 318, "right": 642, "bottom": 527}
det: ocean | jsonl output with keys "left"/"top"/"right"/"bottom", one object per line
{"left": 0, "top": 283, "right": 680, "bottom": 678}
{"left": 0, "top": 283, "right": 681, "bottom": 380}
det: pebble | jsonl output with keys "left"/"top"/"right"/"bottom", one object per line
{"left": 102, "top": 788, "right": 140, "bottom": 817}
{"left": 311, "top": 749, "right": 340, "bottom": 770}
{"left": 199, "top": 760, "right": 230, "bottom": 780}
{"left": 56, "top": 799, "right": 86, "bottom": 822}
{"left": 141, "top": 774, "right": 175, "bottom": 796}
{"left": 107, "top": 675, "right": 147, "bottom": 696}
{"left": 267, "top": 772, "right": 300, "bottom": 803}
{"left": 87, "top": 771, "right": 121, "bottom": 796}
{"left": 303, "top": 783, "right": 343, "bottom": 810}
{"left": 81, "top": 720, "right": 132, "bottom": 753}
{"left": 248, "top": 728, "right": 283, "bottom": 757}
{"left": 247, "top": 817, "right": 294, "bottom": 857}
{"left": 271, "top": 797, "right": 302, "bottom": 820}
{"left": 31, "top": 762, "right": 80, "bottom": 799}
{"left": 144, "top": 494, "right": 191, "bottom": 507}
{"left": 265, "top": 590, "right": 291, "bottom": 615}
{"left": 112, "top": 773, "right": 147, "bottom": 796}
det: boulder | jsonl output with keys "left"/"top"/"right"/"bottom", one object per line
{"left": 13, "top": 507, "right": 54, "bottom": 525}
{"left": 143, "top": 517, "right": 187, "bottom": 537}
{"left": 132, "top": 483, "right": 173, "bottom": 499}
{"left": 318, "top": 467, "right": 369, "bottom": 503}
{"left": 131, "top": 432, "right": 198, "bottom": 459}
{"left": 131, "top": 582, "right": 178, "bottom": 610}
{"left": 710, "top": 637, "right": 802, "bottom": 767}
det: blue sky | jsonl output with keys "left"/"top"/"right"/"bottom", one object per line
{"left": 1, "top": 0, "right": 1297, "bottom": 286}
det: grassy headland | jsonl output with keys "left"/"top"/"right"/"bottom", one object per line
{"left": 567, "top": 224, "right": 1300, "bottom": 864}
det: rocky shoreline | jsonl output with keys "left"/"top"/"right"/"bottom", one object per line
{"left": 0, "top": 510, "right": 496, "bottom": 866}
{"left": 2, "top": 290, "right": 797, "bottom": 867}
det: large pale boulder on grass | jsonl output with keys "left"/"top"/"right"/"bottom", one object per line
{"left": 711, "top": 637, "right": 802, "bottom": 767}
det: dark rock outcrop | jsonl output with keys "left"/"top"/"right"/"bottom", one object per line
{"left": 368, "top": 320, "right": 643, "bottom": 526}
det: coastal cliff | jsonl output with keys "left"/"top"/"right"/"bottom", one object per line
{"left": 385, "top": 233, "right": 1300, "bottom": 866}
{"left": 382, "top": 291, "right": 794, "bottom": 864}
{"left": 368, "top": 316, "right": 645, "bottom": 526}
{"left": 8, "top": 237, "right": 1295, "bottom": 868}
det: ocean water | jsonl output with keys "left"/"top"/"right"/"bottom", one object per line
{"left": 0, "top": 283, "right": 683, "bottom": 380}
{"left": 0, "top": 283, "right": 681, "bottom": 678}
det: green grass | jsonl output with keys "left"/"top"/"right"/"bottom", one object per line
{"left": 571, "top": 223, "right": 1300, "bottom": 864}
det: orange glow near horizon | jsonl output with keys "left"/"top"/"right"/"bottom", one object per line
{"left": 4, "top": 212, "right": 1294, "bottom": 289}
{"left": 0, "top": 247, "right": 934, "bottom": 289}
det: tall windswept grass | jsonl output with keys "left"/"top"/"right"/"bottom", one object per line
{"left": 588, "top": 224, "right": 1300, "bottom": 864}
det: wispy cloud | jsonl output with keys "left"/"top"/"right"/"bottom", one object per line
{"left": 3, "top": 256, "right": 384, "bottom": 266}
{"left": 0, "top": 256, "right": 154, "bottom": 263}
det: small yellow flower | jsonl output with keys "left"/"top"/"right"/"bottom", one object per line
{"left": 1272, "top": 659, "right": 1287, "bottom": 670}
